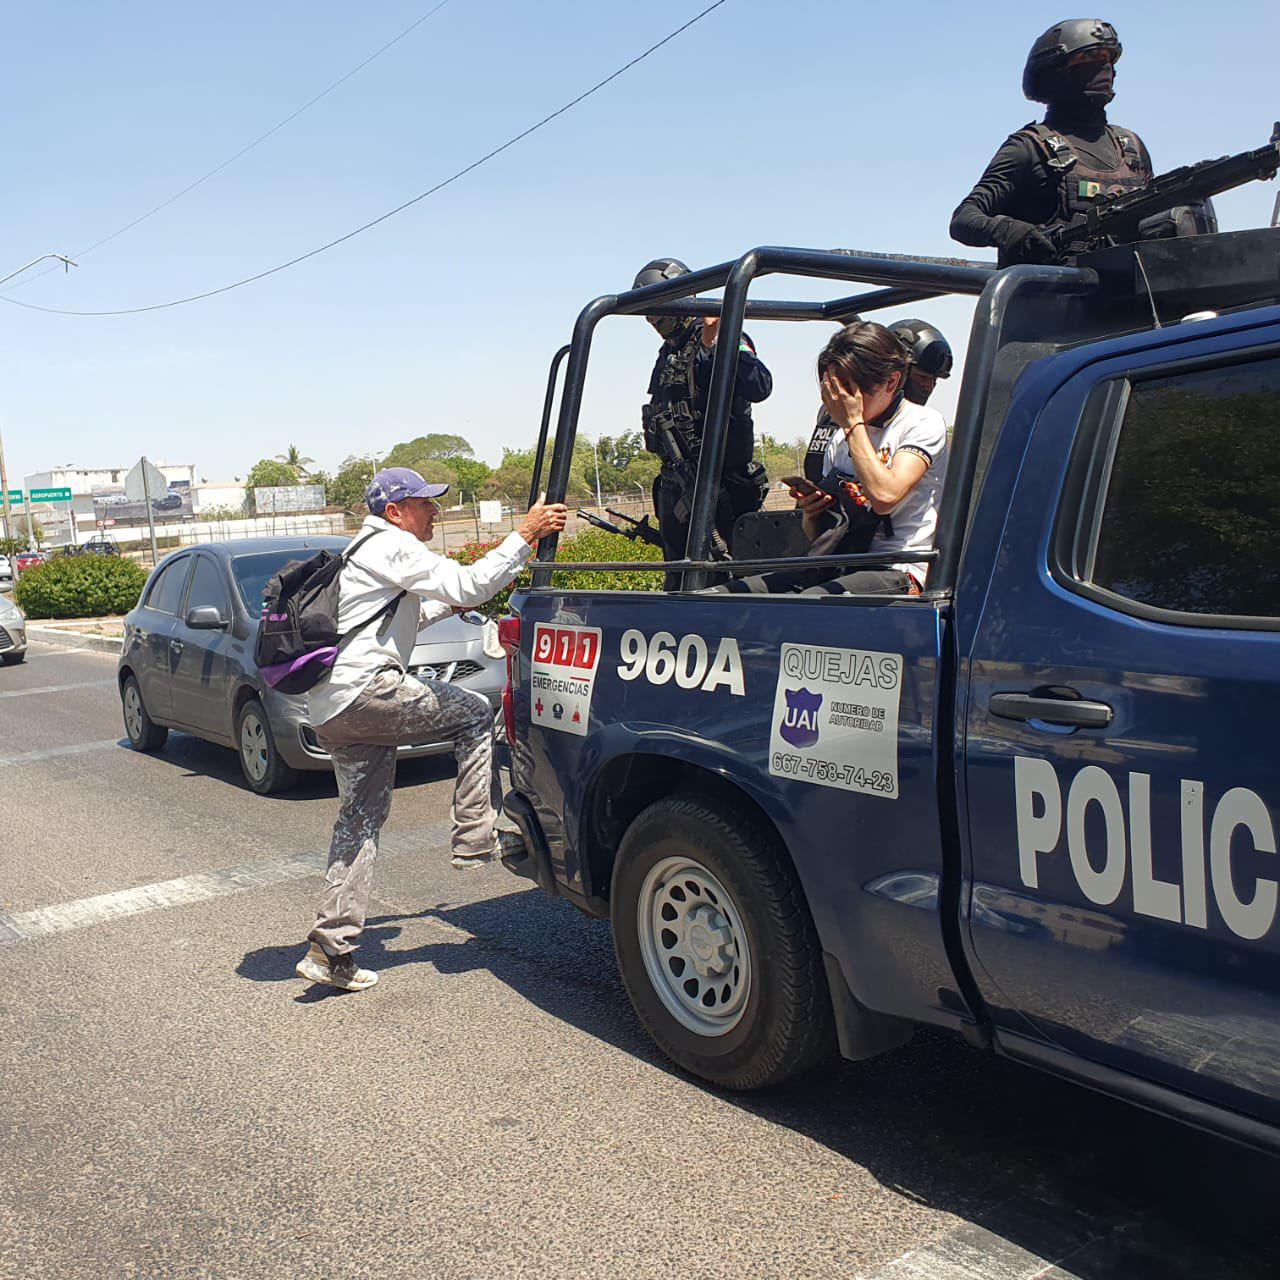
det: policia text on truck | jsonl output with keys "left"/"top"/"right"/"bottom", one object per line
{"left": 495, "top": 146, "right": 1280, "bottom": 1155}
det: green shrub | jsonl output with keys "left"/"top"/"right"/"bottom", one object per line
{"left": 550, "top": 529, "right": 662, "bottom": 593}
{"left": 14, "top": 555, "right": 148, "bottom": 619}
{"left": 441, "top": 529, "right": 660, "bottom": 618}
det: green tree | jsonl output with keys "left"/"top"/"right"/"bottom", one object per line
{"left": 383, "top": 434, "right": 474, "bottom": 472}
{"left": 246, "top": 459, "right": 301, "bottom": 492}
{"left": 275, "top": 444, "right": 315, "bottom": 478}
{"left": 330, "top": 459, "right": 375, "bottom": 511}
{"left": 598, "top": 431, "right": 645, "bottom": 473}
{"left": 483, "top": 448, "right": 537, "bottom": 504}
{"left": 308, "top": 470, "right": 333, "bottom": 505}
{"left": 620, "top": 452, "right": 661, "bottom": 493}
{"left": 754, "top": 432, "right": 807, "bottom": 482}
{"left": 449, "top": 457, "right": 493, "bottom": 503}
{"left": 415, "top": 459, "right": 459, "bottom": 490}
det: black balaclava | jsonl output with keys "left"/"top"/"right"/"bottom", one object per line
{"left": 1045, "top": 59, "right": 1114, "bottom": 131}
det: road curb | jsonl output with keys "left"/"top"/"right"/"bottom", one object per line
{"left": 26, "top": 627, "right": 122, "bottom": 656}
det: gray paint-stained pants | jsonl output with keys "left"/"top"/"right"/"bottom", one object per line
{"left": 308, "top": 668, "right": 499, "bottom": 955}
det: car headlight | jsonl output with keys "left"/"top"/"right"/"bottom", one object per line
{"left": 0, "top": 599, "right": 22, "bottom": 622}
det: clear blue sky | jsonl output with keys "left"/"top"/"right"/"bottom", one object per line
{"left": 3, "top": 0, "right": 1277, "bottom": 485}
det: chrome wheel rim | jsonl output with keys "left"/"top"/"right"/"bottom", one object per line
{"left": 636, "top": 855, "right": 751, "bottom": 1037}
{"left": 240, "top": 711, "right": 269, "bottom": 782}
{"left": 123, "top": 684, "right": 144, "bottom": 740}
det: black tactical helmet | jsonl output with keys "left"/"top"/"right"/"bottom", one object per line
{"left": 1022, "top": 19, "right": 1122, "bottom": 103}
{"left": 889, "top": 319, "right": 953, "bottom": 379}
{"left": 632, "top": 257, "right": 690, "bottom": 290}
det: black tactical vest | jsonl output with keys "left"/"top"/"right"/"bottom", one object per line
{"left": 1020, "top": 122, "right": 1151, "bottom": 224}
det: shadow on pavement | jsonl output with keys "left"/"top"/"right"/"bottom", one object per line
{"left": 239, "top": 886, "right": 1280, "bottom": 1278}
{"left": 144, "top": 731, "right": 460, "bottom": 801}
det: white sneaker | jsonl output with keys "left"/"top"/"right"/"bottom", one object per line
{"left": 295, "top": 942, "right": 378, "bottom": 991}
{"left": 450, "top": 848, "right": 497, "bottom": 871}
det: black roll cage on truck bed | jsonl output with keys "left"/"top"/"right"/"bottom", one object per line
{"left": 524, "top": 230, "right": 1280, "bottom": 589}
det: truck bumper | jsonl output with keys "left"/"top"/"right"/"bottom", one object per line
{"left": 500, "top": 790, "right": 562, "bottom": 899}
{"left": 501, "top": 790, "right": 609, "bottom": 918}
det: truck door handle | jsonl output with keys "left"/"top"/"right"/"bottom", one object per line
{"left": 989, "top": 691, "right": 1113, "bottom": 728}
{"left": 170, "top": 639, "right": 184, "bottom": 658}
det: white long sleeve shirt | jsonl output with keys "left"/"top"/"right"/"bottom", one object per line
{"left": 306, "top": 515, "right": 532, "bottom": 726}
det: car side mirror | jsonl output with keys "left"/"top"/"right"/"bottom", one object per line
{"left": 186, "top": 605, "right": 227, "bottom": 630}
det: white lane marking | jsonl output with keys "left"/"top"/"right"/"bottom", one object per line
{"left": 0, "top": 679, "right": 116, "bottom": 699}
{"left": 0, "top": 820, "right": 454, "bottom": 945}
{"left": 859, "top": 1200, "right": 1113, "bottom": 1279}
{"left": 28, "top": 639, "right": 120, "bottom": 653}
{"left": 0, "top": 738, "right": 123, "bottom": 766}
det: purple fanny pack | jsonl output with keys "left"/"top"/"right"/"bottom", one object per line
{"left": 259, "top": 646, "right": 339, "bottom": 690}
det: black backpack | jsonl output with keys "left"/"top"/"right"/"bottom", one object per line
{"left": 255, "top": 531, "right": 405, "bottom": 695}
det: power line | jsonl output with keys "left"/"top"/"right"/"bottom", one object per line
{"left": 2, "top": 1, "right": 728, "bottom": 319}
{"left": 1, "top": 0, "right": 458, "bottom": 296}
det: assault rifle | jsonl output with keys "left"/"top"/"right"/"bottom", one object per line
{"left": 1047, "top": 122, "right": 1280, "bottom": 261}
{"left": 641, "top": 402, "right": 733, "bottom": 561}
{"left": 575, "top": 506, "right": 664, "bottom": 549}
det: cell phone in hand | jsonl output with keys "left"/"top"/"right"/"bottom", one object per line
{"left": 782, "top": 475, "right": 820, "bottom": 496}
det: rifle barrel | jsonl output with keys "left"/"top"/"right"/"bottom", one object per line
{"left": 1056, "top": 128, "right": 1280, "bottom": 256}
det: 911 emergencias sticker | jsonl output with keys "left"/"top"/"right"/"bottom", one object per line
{"left": 768, "top": 642, "right": 903, "bottom": 798}
{"left": 530, "top": 624, "right": 602, "bottom": 736}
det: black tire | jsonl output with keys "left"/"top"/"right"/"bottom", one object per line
{"left": 611, "top": 791, "right": 834, "bottom": 1089}
{"left": 1, "top": 651, "right": 25, "bottom": 666}
{"left": 121, "top": 673, "right": 167, "bottom": 751}
{"left": 236, "top": 699, "right": 300, "bottom": 795}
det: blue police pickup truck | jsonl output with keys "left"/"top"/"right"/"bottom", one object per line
{"left": 496, "top": 232, "right": 1280, "bottom": 1156}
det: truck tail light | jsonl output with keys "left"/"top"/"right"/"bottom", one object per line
{"left": 498, "top": 615, "right": 520, "bottom": 744}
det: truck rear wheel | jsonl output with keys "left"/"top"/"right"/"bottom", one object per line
{"left": 611, "top": 791, "right": 834, "bottom": 1089}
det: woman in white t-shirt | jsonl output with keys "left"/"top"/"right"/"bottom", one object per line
{"left": 792, "top": 320, "right": 948, "bottom": 594}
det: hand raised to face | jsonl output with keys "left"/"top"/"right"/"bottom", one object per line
{"left": 820, "top": 370, "right": 865, "bottom": 432}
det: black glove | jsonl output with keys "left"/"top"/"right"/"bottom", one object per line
{"left": 994, "top": 218, "right": 1057, "bottom": 263}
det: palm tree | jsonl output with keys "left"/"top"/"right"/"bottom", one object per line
{"left": 276, "top": 444, "right": 315, "bottom": 479}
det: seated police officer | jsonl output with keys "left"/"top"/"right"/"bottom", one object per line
{"left": 635, "top": 257, "right": 772, "bottom": 589}
{"left": 890, "top": 319, "right": 953, "bottom": 406}
{"left": 950, "top": 19, "right": 1153, "bottom": 265}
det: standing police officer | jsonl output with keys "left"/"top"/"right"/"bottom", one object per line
{"left": 635, "top": 257, "right": 772, "bottom": 588}
{"left": 950, "top": 19, "right": 1153, "bottom": 265}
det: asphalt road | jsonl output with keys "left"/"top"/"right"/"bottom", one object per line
{"left": 1, "top": 642, "right": 1277, "bottom": 1280}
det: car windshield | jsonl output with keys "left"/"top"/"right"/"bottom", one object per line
{"left": 231, "top": 549, "right": 328, "bottom": 615}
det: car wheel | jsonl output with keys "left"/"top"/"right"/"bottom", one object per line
{"left": 236, "top": 699, "right": 300, "bottom": 795}
{"left": 611, "top": 791, "right": 834, "bottom": 1090}
{"left": 121, "top": 674, "right": 167, "bottom": 751}
{"left": 1, "top": 652, "right": 25, "bottom": 666}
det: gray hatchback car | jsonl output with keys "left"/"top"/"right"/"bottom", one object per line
{"left": 118, "top": 537, "right": 505, "bottom": 793}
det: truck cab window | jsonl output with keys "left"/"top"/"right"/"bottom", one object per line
{"left": 1088, "top": 356, "right": 1280, "bottom": 620}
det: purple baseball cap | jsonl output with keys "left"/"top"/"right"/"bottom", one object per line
{"left": 365, "top": 467, "right": 450, "bottom": 515}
